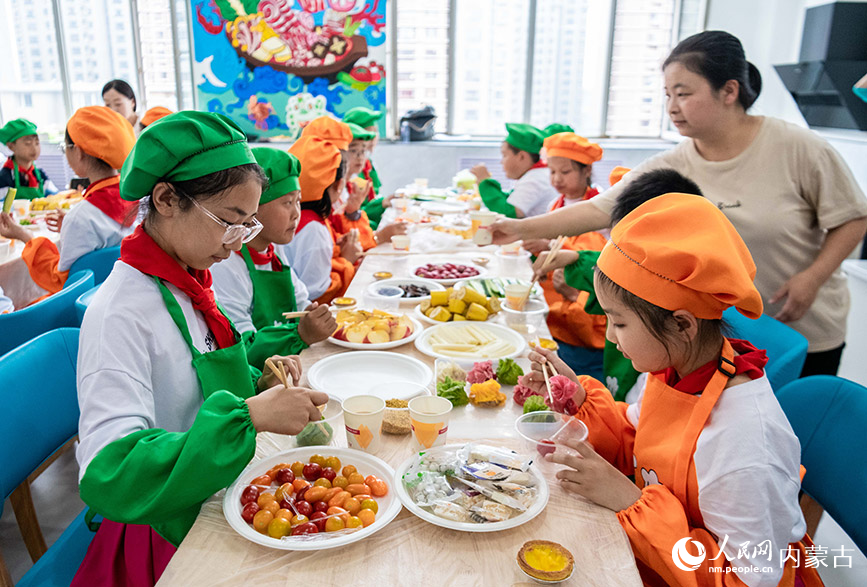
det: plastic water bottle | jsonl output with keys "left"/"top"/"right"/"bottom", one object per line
{"left": 400, "top": 121, "right": 410, "bottom": 143}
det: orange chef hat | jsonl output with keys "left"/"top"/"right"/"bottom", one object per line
{"left": 609, "top": 166, "right": 630, "bottom": 186}
{"left": 300, "top": 116, "right": 353, "bottom": 151}
{"left": 289, "top": 135, "right": 343, "bottom": 202}
{"left": 596, "top": 193, "right": 763, "bottom": 320}
{"left": 67, "top": 106, "right": 136, "bottom": 170}
{"left": 141, "top": 106, "right": 173, "bottom": 128}
{"left": 543, "top": 132, "right": 603, "bottom": 165}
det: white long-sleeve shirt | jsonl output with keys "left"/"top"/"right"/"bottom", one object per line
{"left": 279, "top": 221, "right": 333, "bottom": 302}
{"left": 211, "top": 250, "right": 310, "bottom": 334}
{"left": 507, "top": 166, "right": 559, "bottom": 217}
{"left": 58, "top": 200, "right": 136, "bottom": 271}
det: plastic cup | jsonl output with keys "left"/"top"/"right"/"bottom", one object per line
{"left": 293, "top": 396, "right": 343, "bottom": 447}
{"left": 505, "top": 283, "right": 531, "bottom": 311}
{"left": 408, "top": 395, "right": 452, "bottom": 450}
{"left": 515, "top": 412, "right": 588, "bottom": 468}
{"left": 342, "top": 395, "right": 386, "bottom": 452}
{"left": 390, "top": 198, "right": 410, "bottom": 212}
{"left": 470, "top": 210, "right": 498, "bottom": 244}
{"left": 12, "top": 199, "right": 30, "bottom": 218}
{"left": 391, "top": 234, "right": 411, "bottom": 252}
{"left": 498, "top": 249, "right": 531, "bottom": 274}
{"left": 502, "top": 298, "right": 548, "bottom": 336}
{"left": 414, "top": 178, "right": 429, "bottom": 189}
{"left": 500, "top": 241, "right": 522, "bottom": 255}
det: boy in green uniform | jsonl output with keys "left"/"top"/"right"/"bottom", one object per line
{"left": 342, "top": 107, "right": 387, "bottom": 228}
{"left": 0, "top": 118, "right": 58, "bottom": 200}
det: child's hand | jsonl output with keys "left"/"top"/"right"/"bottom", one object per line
{"left": 527, "top": 346, "right": 587, "bottom": 410}
{"left": 246, "top": 384, "right": 329, "bottom": 436}
{"left": 532, "top": 249, "right": 580, "bottom": 280}
{"left": 375, "top": 221, "right": 408, "bottom": 244}
{"left": 258, "top": 354, "right": 303, "bottom": 389}
{"left": 522, "top": 238, "right": 550, "bottom": 256}
{"left": 547, "top": 439, "right": 642, "bottom": 512}
{"left": 470, "top": 163, "right": 491, "bottom": 182}
{"left": 552, "top": 269, "right": 580, "bottom": 302}
{"left": 340, "top": 232, "right": 363, "bottom": 264}
{"left": 45, "top": 209, "right": 65, "bottom": 233}
{"left": 298, "top": 302, "right": 337, "bottom": 344}
{"left": 0, "top": 212, "right": 32, "bottom": 242}
{"left": 344, "top": 181, "right": 369, "bottom": 214}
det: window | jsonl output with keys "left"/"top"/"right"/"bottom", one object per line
{"left": 394, "top": 0, "right": 704, "bottom": 137}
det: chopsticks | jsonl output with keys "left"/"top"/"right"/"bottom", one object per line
{"left": 281, "top": 311, "right": 308, "bottom": 319}
{"left": 540, "top": 360, "right": 555, "bottom": 406}
{"left": 265, "top": 358, "right": 328, "bottom": 421}
{"left": 518, "top": 235, "right": 565, "bottom": 309}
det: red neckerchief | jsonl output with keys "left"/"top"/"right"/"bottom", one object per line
{"left": 530, "top": 161, "right": 547, "bottom": 170}
{"left": 120, "top": 225, "right": 237, "bottom": 349}
{"left": 296, "top": 208, "right": 325, "bottom": 235}
{"left": 549, "top": 187, "right": 600, "bottom": 211}
{"left": 361, "top": 160, "right": 376, "bottom": 202}
{"left": 653, "top": 338, "right": 768, "bottom": 395}
{"left": 3, "top": 158, "right": 38, "bottom": 187}
{"left": 84, "top": 176, "right": 139, "bottom": 227}
{"left": 237, "top": 243, "right": 282, "bottom": 272}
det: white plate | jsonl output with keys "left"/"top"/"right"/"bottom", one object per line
{"left": 328, "top": 315, "right": 424, "bottom": 351}
{"left": 414, "top": 321, "right": 526, "bottom": 360}
{"left": 223, "top": 447, "right": 401, "bottom": 551}
{"left": 307, "top": 351, "right": 433, "bottom": 401}
{"left": 394, "top": 444, "right": 549, "bottom": 533}
{"left": 413, "top": 262, "right": 487, "bottom": 286}
{"left": 421, "top": 200, "right": 468, "bottom": 214}
{"left": 366, "top": 278, "right": 445, "bottom": 305}
{"left": 456, "top": 277, "right": 543, "bottom": 300}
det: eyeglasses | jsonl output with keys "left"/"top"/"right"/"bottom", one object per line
{"left": 59, "top": 143, "right": 74, "bottom": 154}
{"left": 189, "top": 198, "right": 263, "bottom": 244}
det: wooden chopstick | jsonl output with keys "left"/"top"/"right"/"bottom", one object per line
{"left": 267, "top": 358, "right": 328, "bottom": 422}
{"left": 281, "top": 311, "right": 308, "bottom": 319}
{"left": 541, "top": 361, "right": 555, "bottom": 406}
{"left": 518, "top": 235, "right": 565, "bottom": 309}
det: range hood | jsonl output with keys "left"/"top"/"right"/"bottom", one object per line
{"left": 774, "top": 2, "right": 867, "bottom": 131}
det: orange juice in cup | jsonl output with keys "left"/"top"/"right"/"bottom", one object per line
{"left": 505, "top": 283, "right": 529, "bottom": 311}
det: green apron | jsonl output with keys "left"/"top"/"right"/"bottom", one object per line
{"left": 241, "top": 244, "right": 297, "bottom": 327}
{"left": 239, "top": 245, "right": 308, "bottom": 370}
{"left": 156, "top": 278, "right": 257, "bottom": 400}
{"left": 12, "top": 160, "right": 45, "bottom": 200}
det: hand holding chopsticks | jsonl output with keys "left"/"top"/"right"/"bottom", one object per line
{"left": 518, "top": 236, "right": 566, "bottom": 309}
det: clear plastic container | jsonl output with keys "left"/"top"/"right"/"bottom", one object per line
{"left": 514, "top": 411, "right": 588, "bottom": 469}
{"left": 293, "top": 396, "right": 343, "bottom": 447}
{"left": 501, "top": 299, "right": 548, "bottom": 336}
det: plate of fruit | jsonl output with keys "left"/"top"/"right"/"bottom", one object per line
{"left": 224, "top": 447, "right": 399, "bottom": 551}
{"left": 413, "top": 262, "right": 486, "bottom": 285}
{"left": 330, "top": 309, "right": 423, "bottom": 350}
{"left": 415, "top": 285, "right": 501, "bottom": 324}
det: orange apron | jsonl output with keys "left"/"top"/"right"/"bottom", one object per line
{"left": 629, "top": 339, "right": 823, "bottom": 586}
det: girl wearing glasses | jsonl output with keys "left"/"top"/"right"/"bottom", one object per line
{"left": 211, "top": 147, "right": 338, "bottom": 370}
{"left": 0, "top": 106, "right": 136, "bottom": 297}
{"left": 282, "top": 120, "right": 358, "bottom": 303}
{"left": 72, "top": 112, "right": 328, "bottom": 586}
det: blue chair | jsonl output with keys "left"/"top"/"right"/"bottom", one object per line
{"left": 74, "top": 284, "right": 101, "bottom": 325}
{"left": 723, "top": 307, "right": 808, "bottom": 392}
{"left": 777, "top": 376, "right": 867, "bottom": 554}
{"left": 0, "top": 328, "right": 94, "bottom": 586}
{"left": 68, "top": 245, "right": 120, "bottom": 286}
{"left": 0, "top": 270, "right": 94, "bottom": 357}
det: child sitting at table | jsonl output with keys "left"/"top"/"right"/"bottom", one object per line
{"left": 282, "top": 122, "right": 359, "bottom": 303}
{"left": 332, "top": 122, "right": 407, "bottom": 250}
{"left": 72, "top": 111, "right": 327, "bottom": 587}
{"left": 0, "top": 106, "right": 136, "bottom": 294}
{"left": 522, "top": 132, "right": 609, "bottom": 380}
{"left": 537, "top": 168, "right": 702, "bottom": 400}
{"left": 343, "top": 107, "right": 388, "bottom": 228}
{"left": 211, "top": 147, "right": 337, "bottom": 370}
{"left": 524, "top": 193, "right": 822, "bottom": 587}
{"left": 0, "top": 118, "right": 58, "bottom": 200}
{"left": 470, "top": 123, "right": 558, "bottom": 218}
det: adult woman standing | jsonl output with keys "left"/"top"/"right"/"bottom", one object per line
{"left": 493, "top": 31, "right": 867, "bottom": 376}
{"left": 102, "top": 79, "right": 142, "bottom": 134}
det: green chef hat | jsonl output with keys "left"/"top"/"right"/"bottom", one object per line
{"left": 342, "top": 107, "right": 383, "bottom": 130}
{"left": 252, "top": 147, "right": 301, "bottom": 204}
{"left": 347, "top": 122, "right": 375, "bottom": 141}
{"left": 120, "top": 111, "right": 255, "bottom": 201}
{"left": 0, "top": 118, "right": 38, "bottom": 144}
{"left": 504, "top": 123, "right": 547, "bottom": 155}
{"left": 543, "top": 123, "right": 574, "bottom": 136}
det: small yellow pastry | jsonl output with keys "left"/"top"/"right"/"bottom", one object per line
{"left": 517, "top": 540, "right": 574, "bottom": 582}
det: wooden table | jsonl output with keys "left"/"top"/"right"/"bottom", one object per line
{"left": 157, "top": 239, "right": 641, "bottom": 587}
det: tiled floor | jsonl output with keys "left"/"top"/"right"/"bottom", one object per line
{"left": 1, "top": 447, "right": 865, "bottom": 585}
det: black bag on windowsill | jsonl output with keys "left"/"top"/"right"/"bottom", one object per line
{"left": 399, "top": 105, "right": 437, "bottom": 141}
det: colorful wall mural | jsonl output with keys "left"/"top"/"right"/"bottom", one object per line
{"left": 191, "top": 0, "right": 387, "bottom": 139}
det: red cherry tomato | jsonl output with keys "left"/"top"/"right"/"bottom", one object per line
{"left": 240, "top": 485, "right": 260, "bottom": 506}
{"left": 320, "top": 467, "right": 337, "bottom": 482}
{"left": 303, "top": 462, "right": 323, "bottom": 481}
{"left": 313, "top": 500, "right": 329, "bottom": 513}
{"left": 275, "top": 468, "right": 295, "bottom": 486}
{"left": 241, "top": 502, "right": 259, "bottom": 524}
{"left": 279, "top": 498, "right": 295, "bottom": 511}
{"left": 295, "top": 500, "right": 313, "bottom": 517}
{"left": 290, "top": 522, "right": 319, "bottom": 535}
{"left": 309, "top": 511, "right": 328, "bottom": 531}
{"left": 295, "top": 486, "right": 310, "bottom": 502}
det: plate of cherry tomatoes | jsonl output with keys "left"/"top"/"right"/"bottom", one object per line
{"left": 223, "top": 447, "right": 399, "bottom": 550}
